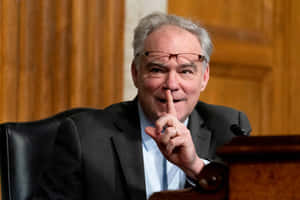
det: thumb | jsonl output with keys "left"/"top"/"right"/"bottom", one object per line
{"left": 145, "top": 126, "right": 159, "bottom": 139}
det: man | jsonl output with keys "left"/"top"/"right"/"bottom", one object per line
{"left": 36, "top": 13, "right": 251, "bottom": 200}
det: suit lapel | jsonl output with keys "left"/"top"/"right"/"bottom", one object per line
{"left": 109, "top": 100, "right": 212, "bottom": 200}
{"left": 111, "top": 101, "right": 146, "bottom": 200}
{"left": 188, "top": 109, "right": 212, "bottom": 159}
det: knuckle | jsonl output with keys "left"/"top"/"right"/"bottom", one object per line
{"left": 169, "top": 139, "right": 174, "bottom": 146}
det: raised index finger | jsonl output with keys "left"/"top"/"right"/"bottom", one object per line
{"left": 166, "top": 90, "right": 177, "bottom": 116}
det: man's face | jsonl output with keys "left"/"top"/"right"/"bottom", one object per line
{"left": 132, "top": 25, "right": 209, "bottom": 122}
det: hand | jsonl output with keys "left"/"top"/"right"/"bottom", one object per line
{"left": 145, "top": 90, "right": 204, "bottom": 180}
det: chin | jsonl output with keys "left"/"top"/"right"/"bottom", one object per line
{"left": 178, "top": 115, "right": 188, "bottom": 122}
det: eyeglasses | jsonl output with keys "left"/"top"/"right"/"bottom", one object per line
{"left": 137, "top": 50, "right": 207, "bottom": 64}
{"left": 135, "top": 50, "right": 207, "bottom": 80}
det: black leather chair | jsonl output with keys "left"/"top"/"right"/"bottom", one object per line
{"left": 0, "top": 108, "right": 95, "bottom": 200}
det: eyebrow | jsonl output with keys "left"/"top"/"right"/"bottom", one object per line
{"left": 145, "top": 62, "right": 167, "bottom": 69}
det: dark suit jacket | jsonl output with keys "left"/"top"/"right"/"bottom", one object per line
{"left": 36, "top": 100, "right": 251, "bottom": 200}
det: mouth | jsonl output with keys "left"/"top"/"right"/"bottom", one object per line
{"left": 157, "top": 97, "right": 184, "bottom": 104}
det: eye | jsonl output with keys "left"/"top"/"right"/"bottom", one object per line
{"left": 147, "top": 64, "right": 166, "bottom": 74}
{"left": 181, "top": 69, "right": 194, "bottom": 74}
{"left": 150, "top": 67, "right": 163, "bottom": 73}
{"left": 180, "top": 66, "right": 196, "bottom": 74}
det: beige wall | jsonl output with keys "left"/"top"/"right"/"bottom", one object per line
{"left": 123, "top": 0, "right": 167, "bottom": 101}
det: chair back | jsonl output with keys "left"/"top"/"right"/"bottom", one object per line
{"left": 0, "top": 108, "right": 95, "bottom": 200}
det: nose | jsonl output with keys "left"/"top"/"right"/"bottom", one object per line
{"left": 163, "top": 71, "right": 179, "bottom": 91}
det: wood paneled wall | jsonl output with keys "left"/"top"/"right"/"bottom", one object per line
{"left": 169, "top": 0, "right": 300, "bottom": 135}
{"left": 288, "top": 0, "right": 300, "bottom": 134}
{"left": 0, "top": 0, "right": 124, "bottom": 122}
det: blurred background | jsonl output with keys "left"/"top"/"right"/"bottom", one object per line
{"left": 1, "top": 0, "right": 299, "bottom": 136}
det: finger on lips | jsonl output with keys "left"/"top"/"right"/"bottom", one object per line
{"left": 152, "top": 90, "right": 178, "bottom": 133}
{"left": 146, "top": 90, "right": 186, "bottom": 146}
{"left": 166, "top": 90, "right": 177, "bottom": 116}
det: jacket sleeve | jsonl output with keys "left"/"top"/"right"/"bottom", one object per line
{"left": 239, "top": 111, "right": 252, "bottom": 136}
{"left": 34, "top": 118, "right": 83, "bottom": 200}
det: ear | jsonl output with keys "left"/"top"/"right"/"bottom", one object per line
{"left": 200, "top": 64, "right": 210, "bottom": 92}
{"left": 131, "top": 62, "right": 138, "bottom": 88}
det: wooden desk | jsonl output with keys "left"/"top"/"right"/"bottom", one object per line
{"left": 217, "top": 135, "right": 300, "bottom": 200}
{"left": 150, "top": 135, "right": 300, "bottom": 200}
{"left": 150, "top": 161, "right": 228, "bottom": 200}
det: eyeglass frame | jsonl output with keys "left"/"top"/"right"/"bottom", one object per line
{"left": 135, "top": 50, "right": 208, "bottom": 65}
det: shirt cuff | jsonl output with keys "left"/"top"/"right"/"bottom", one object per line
{"left": 186, "top": 158, "right": 210, "bottom": 186}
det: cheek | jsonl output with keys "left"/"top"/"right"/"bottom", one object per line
{"left": 141, "top": 77, "right": 163, "bottom": 92}
{"left": 183, "top": 79, "right": 202, "bottom": 94}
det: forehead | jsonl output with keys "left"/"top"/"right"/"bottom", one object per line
{"left": 144, "top": 25, "right": 202, "bottom": 53}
